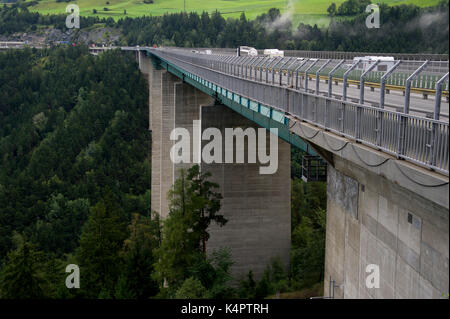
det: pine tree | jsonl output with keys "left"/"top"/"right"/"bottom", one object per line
{"left": 186, "top": 165, "right": 225, "bottom": 254}
{"left": 175, "top": 277, "right": 207, "bottom": 299}
{"left": 116, "top": 213, "right": 160, "bottom": 299}
{"left": 0, "top": 235, "right": 47, "bottom": 299}
{"left": 76, "top": 191, "right": 128, "bottom": 298}
{"left": 153, "top": 165, "right": 226, "bottom": 290}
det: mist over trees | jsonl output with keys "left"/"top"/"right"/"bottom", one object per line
{"left": 117, "top": 1, "right": 450, "bottom": 53}
{"left": 1, "top": 1, "right": 449, "bottom": 53}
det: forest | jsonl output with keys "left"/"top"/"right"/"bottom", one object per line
{"left": 0, "top": 47, "right": 326, "bottom": 298}
{"left": 0, "top": 0, "right": 449, "bottom": 53}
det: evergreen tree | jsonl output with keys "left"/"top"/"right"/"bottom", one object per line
{"left": 291, "top": 208, "right": 326, "bottom": 289}
{"left": 327, "top": 3, "right": 337, "bottom": 16}
{"left": 175, "top": 277, "right": 207, "bottom": 299}
{"left": 238, "top": 270, "right": 257, "bottom": 299}
{"left": 116, "top": 213, "right": 160, "bottom": 299}
{"left": 0, "top": 235, "right": 47, "bottom": 299}
{"left": 76, "top": 191, "right": 128, "bottom": 298}
{"left": 187, "top": 165, "right": 225, "bottom": 254}
{"left": 153, "top": 165, "right": 226, "bottom": 290}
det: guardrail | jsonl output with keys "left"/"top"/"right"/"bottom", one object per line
{"left": 174, "top": 47, "right": 449, "bottom": 61}
{"left": 282, "top": 50, "right": 449, "bottom": 62}
{"left": 145, "top": 48, "right": 449, "bottom": 175}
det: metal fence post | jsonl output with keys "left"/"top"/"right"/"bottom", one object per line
{"left": 328, "top": 60, "right": 345, "bottom": 97}
{"left": 272, "top": 58, "right": 283, "bottom": 84}
{"left": 232, "top": 56, "right": 240, "bottom": 75}
{"left": 244, "top": 57, "right": 253, "bottom": 78}
{"left": 378, "top": 60, "right": 401, "bottom": 146}
{"left": 315, "top": 59, "right": 331, "bottom": 95}
{"left": 279, "top": 59, "right": 292, "bottom": 86}
{"left": 259, "top": 57, "right": 268, "bottom": 82}
{"left": 252, "top": 57, "right": 263, "bottom": 80}
{"left": 226, "top": 56, "right": 233, "bottom": 74}
{"left": 404, "top": 60, "right": 429, "bottom": 114}
{"left": 253, "top": 57, "right": 262, "bottom": 80}
{"left": 304, "top": 59, "right": 319, "bottom": 92}
{"left": 294, "top": 59, "right": 309, "bottom": 90}
{"left": 430, "top": 72, "right": 449, "bottom": 166}
{"left": 354, "top": 60, "right": 381, "bottom": 140}
{"left": 343, "top": 60, "right": 360, "bottom": 101}
{"left": 266, "top": 58, "right": 279, "bottom": 83}
{"left": 433, "top": 72, "right": 448, "bottom": 121}
{"left": 244, "top": 56, "right": 254, "bottom": 78}
{"left": 286, "top": 59, "right": 299, "bottom": 87}
{"left": 398, "top": 60, "right": 429, "bottom": 158}
{"left": 359, "top": 60, "right": 380, "bottom": 104}
{"left": 380, "top": 60, "right": 401, "bottom": 108}
{"left": 229, "top": 56, "right": 238, "bottom": 75}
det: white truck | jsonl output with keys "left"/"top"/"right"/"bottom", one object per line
{"left": 353, "top": 56, "right": 395, "bottom": 72}
{"left": 264, "top": 49, "right": 285, "bottom": 58}
{"left": 237, "top": 46, "right": 258, "bottom": 57}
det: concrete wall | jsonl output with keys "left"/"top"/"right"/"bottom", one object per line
{"left": 202, "top": 105, "right": 291, "bottom": 281}
{"left": 324, "top": 156, "right": 449, "bottom": 299}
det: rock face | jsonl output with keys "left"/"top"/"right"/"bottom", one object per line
{"left": 0, "top": 27, "right": 121, "bottom": 46}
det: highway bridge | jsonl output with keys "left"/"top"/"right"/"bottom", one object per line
{"left": 130, "top": 46, "right": 449, "bottom": 299}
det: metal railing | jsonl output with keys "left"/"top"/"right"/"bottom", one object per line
{"left": 146, "top": 48, "right": 449, "bottom": 175}
{"left": 167, "top": 47, "right": 450, "bottom": 61}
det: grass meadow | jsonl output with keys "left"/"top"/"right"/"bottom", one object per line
{"left": 24, "top": 0, "right": 442, "bottom": 26}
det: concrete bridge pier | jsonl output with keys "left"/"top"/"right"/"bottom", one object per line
{"left": 139, "top": 55, "right": 292, "bottom": 280}
{"left": 201, "top": 104, "right": 291, "bottom": 281}
{"left": 146, "top": 63, "right": 214, "bottom": 218}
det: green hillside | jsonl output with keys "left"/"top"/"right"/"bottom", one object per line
{"left": 25, "top": 0, "right": 443, "bottom": 26}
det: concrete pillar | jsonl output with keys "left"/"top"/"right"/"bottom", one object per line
{"left": 158, "top": 71, "right": 180, "bottom": 219}
{"left": 201, "top": 104, "right": 291, "bottom": 281}
{"left": 173, "top": 82, "right": 214, "bottom": 176}
{"left": 137, "top": 50, "right": 150, "bottom": 81}
{"left": 324, "top": 156, "right": 449, "bottom": 299}
{"left": 148, "top": 62, "right": 163, "bottom": 217}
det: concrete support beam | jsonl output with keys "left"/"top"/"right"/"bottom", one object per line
{"left": 201, "top": 104, "right": 291, "bottom": 281}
